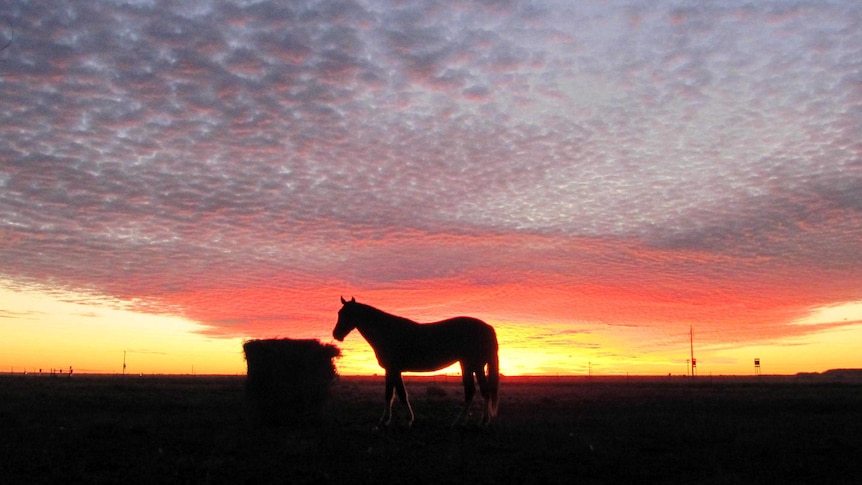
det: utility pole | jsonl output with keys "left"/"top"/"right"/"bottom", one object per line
{"left": 122, "top": 350, "right": 127, "bottom": 376}
{"left": 690, "top": 326, "right": 696, "bottom": 377}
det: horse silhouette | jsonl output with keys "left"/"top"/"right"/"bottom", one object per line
{"left": 333, "top": 297, "right": 499, "bottom": 427}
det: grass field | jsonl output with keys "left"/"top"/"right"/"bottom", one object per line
{"left": 1, "top": 373, "right": 861, "bottom": 484}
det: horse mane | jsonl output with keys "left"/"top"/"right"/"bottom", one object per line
{"left": 352, "top": 301, "right": 417, "bottom": 327}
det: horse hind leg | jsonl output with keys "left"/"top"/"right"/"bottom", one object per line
{"left": 453, "top": 364, "right": 476, "bottom": 427}
{"left": 475, "top": 366, "right": 492, "bottom": 426}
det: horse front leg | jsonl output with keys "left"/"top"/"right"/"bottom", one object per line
{"left": 392, "top": 373, "right": 415, "bottom": 427}
{"left": 379, "top": 372, "right": 397, "bottom": 427}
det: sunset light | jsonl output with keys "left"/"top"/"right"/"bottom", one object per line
{"left": 0, "top": 285, "right": 246, "bottom": 375}
{"left": 1, "top": 1, "right": 861, "bottom": 377}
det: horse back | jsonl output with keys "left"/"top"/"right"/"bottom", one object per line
{"left": 383, "top": 316, "right": 496, "bottom": 372}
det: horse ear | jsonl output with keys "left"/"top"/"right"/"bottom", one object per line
{"left": 341, "top": 296, "right": 347, "bottom": 304}
{"left": 350, "top": 297, "right": 355, "bottom": 303}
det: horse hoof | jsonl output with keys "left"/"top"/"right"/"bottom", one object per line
{"left": 374, "top": 419, "right": 392, "bottom": 431}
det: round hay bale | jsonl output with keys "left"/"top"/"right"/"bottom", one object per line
{"left": 243, "top": 338, "right": 340, "bottom": 427}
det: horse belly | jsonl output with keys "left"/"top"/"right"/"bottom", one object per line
{"left": 402, "top": 356, "right": 460, "bottom": 373}
{"left": 395, "top": 343, "right": 462, "bottom": 372}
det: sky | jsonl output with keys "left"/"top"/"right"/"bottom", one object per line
{"left": 1, "top": 0, "right": 861, "bottom": 376}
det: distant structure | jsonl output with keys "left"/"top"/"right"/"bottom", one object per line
{"left": 754, "top": 358, "right": 761, "bottom": 376}
{"left": 690, "top": 326, "right": 697, "bottom": 377}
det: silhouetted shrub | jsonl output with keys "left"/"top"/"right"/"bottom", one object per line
{"left": 243, "top": 338, "right": 340, "bottom": 427}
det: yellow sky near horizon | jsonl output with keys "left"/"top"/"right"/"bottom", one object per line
{"left": 0, "top": 286, "right": 247, "bottom": 375}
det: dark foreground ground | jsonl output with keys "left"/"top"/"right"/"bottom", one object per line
{"left": 1, "top": 374, "right": 861, "bottom": 484}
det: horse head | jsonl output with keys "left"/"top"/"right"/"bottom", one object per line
{"left": 333, "top": 296, "right": 357, "bottom": 341}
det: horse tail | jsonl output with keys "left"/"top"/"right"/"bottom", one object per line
{"left": 487, "top": 333, "right": 500, "bottom": 418}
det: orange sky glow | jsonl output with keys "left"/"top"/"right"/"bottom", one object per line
{"left": 3, "top": 282, "right": 860, "bottom": 376}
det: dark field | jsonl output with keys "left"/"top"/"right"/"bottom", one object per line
{"left": 2, "top": 374, "right": 861, "bottom": 484}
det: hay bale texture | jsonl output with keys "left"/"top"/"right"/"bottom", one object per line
{"left": 243, "top": 338, "right": 340, "bottom": 427}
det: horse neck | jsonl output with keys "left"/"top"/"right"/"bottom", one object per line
{"left": 354, "top": 304, "right": 415, "bottom": 344}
